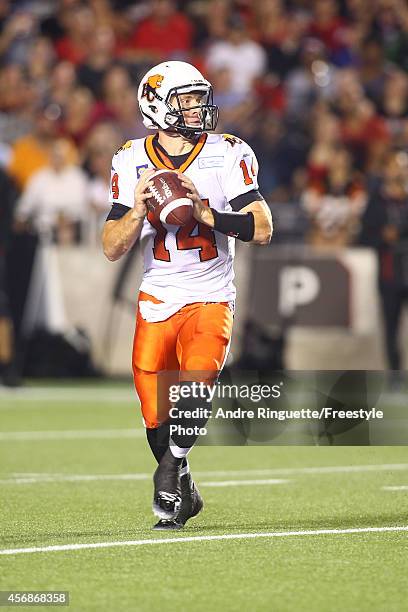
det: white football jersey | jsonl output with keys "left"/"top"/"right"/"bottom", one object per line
{"left": 108, "top": 133, "right": 259, "bottom": 305}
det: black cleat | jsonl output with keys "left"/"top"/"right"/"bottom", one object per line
{"left": 177, "top": 472, "right": 204, "bottom": 526}
{"left": 152, "top": 449, "right": 182, "bottom": 520}
{"left": 152, "top": 519, "right": 183, "bottom": 531}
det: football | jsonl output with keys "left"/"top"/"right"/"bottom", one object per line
{"left": 145, "top": 169, "right": 194, "bottom": 225}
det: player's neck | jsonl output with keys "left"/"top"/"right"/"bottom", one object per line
{"left": 157, "top": 131, "right": 196, "bottom": 156}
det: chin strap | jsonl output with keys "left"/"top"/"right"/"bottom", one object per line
{"left": 162, "top": 126, "right": 201, "bottom": 141}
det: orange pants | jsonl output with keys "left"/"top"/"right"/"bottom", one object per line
{"left": 132, "top": 291, "right": 233, "bottom": 428}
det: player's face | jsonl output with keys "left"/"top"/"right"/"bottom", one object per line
{"left": 171, "top": 92, "right": 206, "bottom": 127}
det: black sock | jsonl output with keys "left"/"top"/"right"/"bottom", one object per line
{"left": 146, "top": 423, "right": 187, "bottom": 467}
{"left": 146, "top": 423, "right": 170, "bottom": 464}
{"left": 170, "top": 381, "right": 212, "bottom": 450}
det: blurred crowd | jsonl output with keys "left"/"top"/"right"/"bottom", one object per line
{"left": 1, "top": 0, "right": 408, "bottom": 245}
{"left": 0, "top": 0, "right": 408, "bottom": 247}
{"left": 1, "top": 0, "right": 408, "bottom": 372}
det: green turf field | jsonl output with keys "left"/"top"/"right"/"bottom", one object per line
{"left": 1, "top": 383, "right": 408, "bottom": 611}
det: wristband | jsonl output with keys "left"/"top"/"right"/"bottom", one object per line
{"left": 211, "top": 209, "right": 255, "bottom": 242}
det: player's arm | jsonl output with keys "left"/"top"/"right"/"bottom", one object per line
{"left": 232, "top": 199, "right": 273, "bottom": 245}
{"left": 178, "top": 173, "right": 273, "bottom": 246}
{"left": 102, "top": 169, "right": 154, "bottom": 261}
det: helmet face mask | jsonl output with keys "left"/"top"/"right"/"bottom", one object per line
{"left": 138, "top": 61, "right": 219, "bottom": 138}
{"left": 164, "top": 86, "right": 219, "bottom": 137}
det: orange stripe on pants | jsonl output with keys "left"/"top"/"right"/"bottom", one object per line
{"left": 132, "top": 291, "right": 233, "bottom": 428}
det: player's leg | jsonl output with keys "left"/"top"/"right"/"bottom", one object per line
{"left": 132, "top": 295, "right": 185, "bottom": 521}
{"left": 132, "top": 292, "right": 179, "bottom": 445}
{"left": 169, "top": 302, "right": 233, "bottom": 526}
{"left": 172, "top": 301, "right": 233, "bottom": 452}
{"left": 137, "top": 300, "right": 233, "bottom": 527}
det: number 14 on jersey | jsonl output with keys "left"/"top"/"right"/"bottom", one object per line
{"left": 147, "top": 199, "right": 218, "bottom": 263}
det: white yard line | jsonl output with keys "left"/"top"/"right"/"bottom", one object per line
{"left": 194, "top": 463, "right": 408, "bottom": 477}
{"left": 0, "top": 474, "right": 151, "bottom": 484}
{"left": 383, "top": 485, "right": 408, "bottom": 491}
{"left": 1, "top": 463, "right": 407, "bottom": 485}
{"left": 0, "top": 429, "right": 144, "bottom": 441}
{"left": 202, "top": 479, "right": 290, "bottom": 487}
{"left": 0, "top": 475, "right": 289, "bottom": 486}
{"left": 0, "top": 386, "right": 406, "bottom": 406}
{"left": 1, "top": 526, "right": 407, "bottom": 556}
{"left": 0, "top": 388, "right": 136, "bottom": 405}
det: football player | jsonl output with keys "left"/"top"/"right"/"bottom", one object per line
{"left": 102, "top": 61, "right": 272, "bottom": 530}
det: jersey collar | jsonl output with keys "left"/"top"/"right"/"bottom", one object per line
{"left": 144, "top": 133, "right": 207, "bottom": 173}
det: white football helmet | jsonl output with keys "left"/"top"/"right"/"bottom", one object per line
{"left": 137, "top": 61, "right": 219, "bottom": 137}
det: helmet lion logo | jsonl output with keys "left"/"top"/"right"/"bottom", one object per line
{"left": 147, "top": 74, "right": 163, "bottom": 90}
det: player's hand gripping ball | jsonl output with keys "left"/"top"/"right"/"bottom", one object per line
{"left": 145, "top": 170, "right": 193, "bottom": 225}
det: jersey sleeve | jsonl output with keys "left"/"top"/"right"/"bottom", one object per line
{"left": 221, "top": 136, "right": 260, "bottom": 203}
{"left": 108, "top": 145, "right": 137, "bottom": 208}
